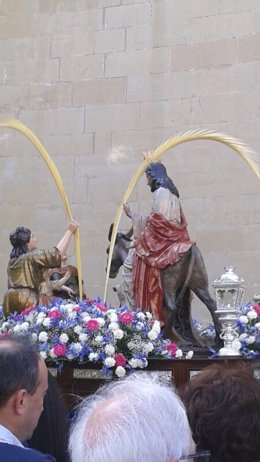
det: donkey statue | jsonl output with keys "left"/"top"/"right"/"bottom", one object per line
{"left": 107, "top": 224, "right": 223, "bottom": 349}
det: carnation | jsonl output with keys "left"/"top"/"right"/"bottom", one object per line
{"left": 59, "top": 333, "right": 69, "bottom": 344}
{"left": 247, "top": 310, "right": 258, "bottom": 320}
{"left": 104, "top": 357, "right": 116, "bottom": 368}
{"left": 105, "top": 344, "right": 115, "bottom": 356}
{"left": 115, "top": 366, "right": 126, "bottom": 377}
{"left": 239, "top": 315, "right": 248, "bottom": 324}
{"left": 148, "top": 330, "right": 158, "bottom": 340}
{"left": 38, "top": 332, "right": 48, "bottom": 343}
{"left": 113, "top": 329, "right": 124, "bottom": 340}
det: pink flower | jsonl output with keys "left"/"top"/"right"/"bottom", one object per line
{"left": 95, "top": 303, "right": 107, "bottom": 312}
{"left": 166, "top": 342, "right": 178, "bottom": 356}
{"left": 86, "top": 319, "right": 99, "bottom": 331}
{"left": 72, "top": 305, "right": 80, "bottom": 311}
{"left": 21, "top": 306, "right": 35, "bottom": 316}
{"left": 53, "top": 343, "right": 67, "bottom": 357}
{"left": 119, "top": 312, "right": 133, "bottom": 325}
{"left": 253, "top": 304, "right": 260, "bottom": 316}
{"left": 114, "top": 353, "right": 127, "bottom": 366}
{"left": 47, "top": 309, "right": 61, "bottom": 319}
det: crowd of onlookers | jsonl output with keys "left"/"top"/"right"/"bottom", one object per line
{"left": 0, "top": 334, "right": 260, "bottom": 462}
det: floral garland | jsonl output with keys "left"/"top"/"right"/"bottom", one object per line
{"left": 0, "top": 299, "right": 191, "bottom": 377}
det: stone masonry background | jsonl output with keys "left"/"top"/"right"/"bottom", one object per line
{"left": 0, "top": 0, "right": 259, "bottom": 322}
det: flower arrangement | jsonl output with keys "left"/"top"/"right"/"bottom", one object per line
{"left": 236, "top": 303, "right": 260, "bottom": 357}
{"left": 193, "top": 303, "right": 260, "bottom": 358}
{"left": 0, "top": 299, "right": 188, "bottom": 377}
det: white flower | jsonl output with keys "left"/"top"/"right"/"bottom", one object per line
{"left": 137, "top": 312, "right": 146, "bottom": 320}
{"left": 107, "top": 308, "right": 117, "bottom": 315}
{"left": 231, "top": 339, "right": 241, "bottom": 351}
{"left": 152, "top": 320, "right": 161, "bottom": 333}
{"left": 89, "top": 352, "right": 99, "bottom": 361}
{"left": 40, "top": 351, "right": 47, "bottom": 360}
{"left": 79, "top": 333, "right": 88, "bottom": 343}
{"left": 108, "top": 322, "right": 119, "bottom": 331}
{"left": 38, "top": 332, "right": 48, "bottom": 343}
{"left": 97, "top": 317, "right": 105, "bottom": 327}
{"left": 21, "top": 322, "right": 29, "bottom": 331}
{"left": 59, "top": 333, "right": 69, "bottom": 344}
{"left": 136, "top": 322, "right": 144, "bottom": 331}
{"left": 82, "top": 313, "right": 91, "bottom": 321}
{"left": 95, "top": 335, "right": 104, "bottom": 344}
{"left": 105, "top": 344, "right": 115, "bottom": 356}
{"left": 145, "top": 312, "right": 153, "bottom": 320}
{"left": 74, "top": 325, "right": 82, "bottom": 334}
{"left": 185, "top": 350, "right": 194, "bottom": 359}
{"left": 175, "top": 349, "right": 183, "bottom": 358}
{"left": 63, "top": 303, "right": 74, "bottom": 311}
{"left": 144, "top": 342, "right": 154, "bottom": 353}
{"left": 73, "top": 342, "right": 83, "bottom": 353}
{"left": 239, "top": 315, "right": 248, "bottom": 324}
{"left": 255, "top": 322, "right": 260, "bottom": 330}
{"left": 247, "top": 310, "right": 258, "bottom": 320}
{"left": 13, "top": 324, "right": 22, "bottom": 333}
{"left": 68, "top": 311, "right": 77, "bottom": 319}
{"left": 50, "top": 348, "right": 57, "bottom": 359}
{"left": 245, "top": 335, "right": 256, "bottom": 345}
{"left": 36, "top": 313, "right": 45, "bottom": 324}
{"left": 115, "top": 366, "right": 126, "bottom": 377}
{"left": 104, "top": 357, "right": 116, "bottom": 368}
{"left": 43, "top": 318, "right": 51, "bottom": 327}
{"left": 239, "top": 333, "right": 248, "bottom": 340}
{"left": 129, "top": 358, "right": 139, "bottom": 368}
{"left": 113, "top": 329, "right": 124, "bottom": 340}
{"left": 31, "top": 333, "right": 38, "bottom": 342}
{"left": 148, "top": 330, "right": 158, "bottom": 340}
{"left": 67, "top": 353, "right": 75, "bottom": 360}
{"left": 1, "top": 322, "right": 9, "bottom": 330}
{"left": 108, "top": 313, "right": 118, "bottom": 322}
{"left": 140, "top": 358, "right": 148, "bottom": 369}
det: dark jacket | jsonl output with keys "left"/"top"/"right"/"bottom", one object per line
{"left": 0, "top": 443, "right": 56, "bottom": 462}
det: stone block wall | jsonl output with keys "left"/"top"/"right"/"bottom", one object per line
{"left": 0, "top": 0, "right": 259, "bottom": 322}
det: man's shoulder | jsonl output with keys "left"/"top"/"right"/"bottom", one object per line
{"left": 0, "top": 443, "right": 55, "bottom": 461}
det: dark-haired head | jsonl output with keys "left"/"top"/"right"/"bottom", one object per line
{"left": 0, "top": 334, "right": 40, "bottom": 408}
{"left": 28, "top": 372, "right": 70, "bottom": 462}
{"left": 180, "top": 363, "right": 260, "bottom": 462}
{"left": 9, "top": 226, "right": 31, "bottom": 259}
{"left": 145, "top": 162, "right": 179, "bottom": 196}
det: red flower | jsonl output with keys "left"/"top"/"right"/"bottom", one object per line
{"left": 21, "top": 306, "right": 35, "bottom": 316}
{"left": 53, "top": 343, "right": 67, "bottom": 357}
{"left": 253, "top": 304, "right": 260, "bottom": 316}
{"left": 166, "top": 342, "right": 178, "bottom": 356}
{"left": 47, "top": 309, "right": 61, "bottom": 319}
{"left": 114, "top": 353, "right": 127, "bottom": 366}
{"left": 119, "top": 312, "right": 133, "bottom": 325}
{"left": 86, "top": 319, "right": 99, "bottom": 331}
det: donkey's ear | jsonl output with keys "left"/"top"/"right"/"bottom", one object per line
{"left": 108, "top": 223, "right": 114, "bottom": 242}
{"left": 126, "top": 227, "right": 133, "bottom": 239}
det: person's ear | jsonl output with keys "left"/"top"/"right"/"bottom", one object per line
{"left": 13, "top": 389, "right": 27, "bottom": 416}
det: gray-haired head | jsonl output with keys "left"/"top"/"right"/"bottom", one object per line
{"left": 69, "top": 373, "right": 193, "bottom": 462}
